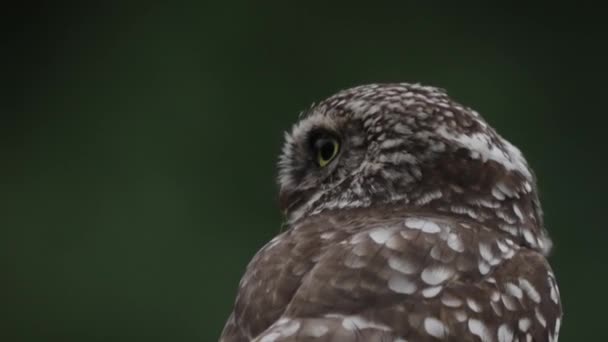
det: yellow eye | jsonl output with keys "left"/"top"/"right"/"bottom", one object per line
{"left": 312, "top": 134, "right": 340, "bottom": 167}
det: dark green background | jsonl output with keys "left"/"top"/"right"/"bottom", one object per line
{"left": 3, "top": 3, "right": 606, "bottom": 341}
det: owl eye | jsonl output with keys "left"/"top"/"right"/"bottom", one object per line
{"left": 310, "top": 132, "right": 340, "bottom": 167}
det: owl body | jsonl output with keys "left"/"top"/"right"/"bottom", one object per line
{"left": 220, "top": 84, "right": 562, "bottom": 341}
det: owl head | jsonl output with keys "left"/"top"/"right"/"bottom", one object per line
{"left": 278, "top": 83, "right": 548, "bottom": 251}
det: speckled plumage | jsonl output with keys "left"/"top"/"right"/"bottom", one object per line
{"left": 220, "top": 83, "right": 562, "bottom": 341}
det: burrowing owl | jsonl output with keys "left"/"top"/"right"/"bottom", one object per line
{"left": 220, "top": 83, "right": 562, "bottom": 341}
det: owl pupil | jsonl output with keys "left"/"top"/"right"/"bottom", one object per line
{"left": 319, "top": 140, "right": 335, "bottom": 161}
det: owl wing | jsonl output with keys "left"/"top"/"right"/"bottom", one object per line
{"left": 222, "top": 212, "right": 562, "bottom": 342}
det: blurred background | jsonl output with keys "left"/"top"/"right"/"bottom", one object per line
{"left": 3, "top": 2, "right": 606, "bottom": 341}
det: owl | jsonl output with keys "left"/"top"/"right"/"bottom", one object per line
{"left": 219, "top": 83, "right": 562, "bottom": 341}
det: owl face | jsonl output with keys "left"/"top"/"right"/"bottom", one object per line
{"left": 278, "top": 83, "right": 539, "bottom": 230}
{"left": 278, "top": 110, "right": 369, "bottom": 216}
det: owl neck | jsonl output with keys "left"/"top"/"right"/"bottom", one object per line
{"left": 288, "top": 166, "right": 552, "bottom": 256}
{"left": 398, "top": 153, "right": 551, "bottom": 255}
{"left": 417, "top": 184, "right": 552, "bottom": 255}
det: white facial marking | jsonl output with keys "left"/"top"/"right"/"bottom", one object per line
{"left": 421, "top": 265, "right": 455, "bottom": 285}
{"left": 289, "top": 190, "right": 325, "bottom": 224}
{"left": 380, "top": 138, "right": 404, "bottom": 149}
{"left": 320, "top": 232, "right": 335, "bottom": 240}
{"left": 424, "top": 317, "right": 447, "bottom": 338}
{"left": 394, "top": 122, "right": 412, "bottom": 134}
{"left": 388, "top": 274, "right": 417, "bottom": 294}
{"left": 415, "top": 189, "right": 443, "bottom": 205}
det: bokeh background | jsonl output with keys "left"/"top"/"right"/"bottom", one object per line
{"left": 3, "top": 3, "right": 606, "bottom": 341}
